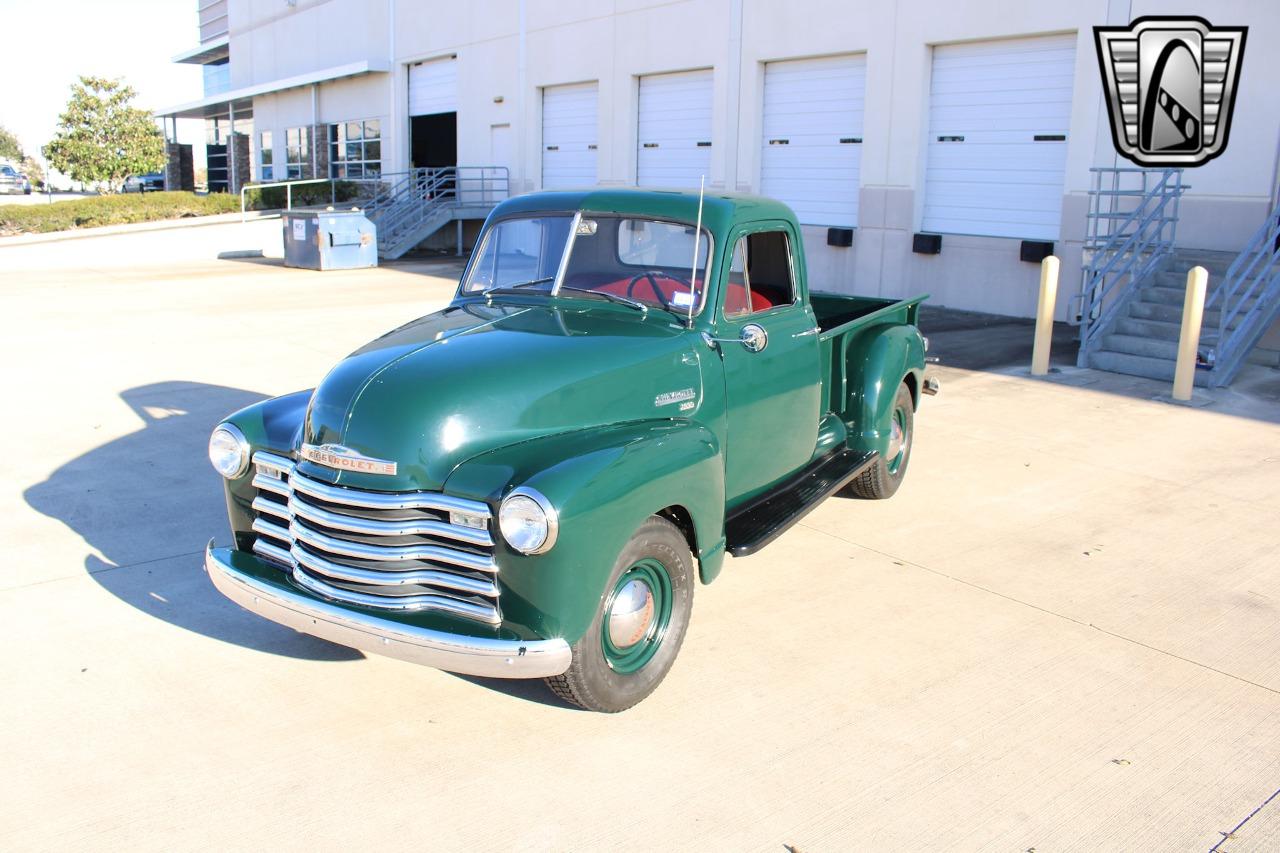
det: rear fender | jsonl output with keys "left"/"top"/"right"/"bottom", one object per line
{"left": 845, "top": 326, "right": 924, "bottom": 458}
{"left": 445, "top": 420, "right": 725, "bottom": 645}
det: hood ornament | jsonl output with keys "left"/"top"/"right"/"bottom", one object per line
{"left": 300, "top": 443, "right": 397, "bottom": 476}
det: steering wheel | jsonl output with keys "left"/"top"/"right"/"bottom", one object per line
{"left": 626, "top": 271, "right": 693, "bottom": 308}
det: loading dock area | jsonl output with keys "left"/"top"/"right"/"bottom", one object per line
{"left": 2, "top": 223, "right": 1278, "bottom": 848}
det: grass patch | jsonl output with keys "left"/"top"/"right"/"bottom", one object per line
{"left": 0, "top": 192, "right": 242, "bottom": 235}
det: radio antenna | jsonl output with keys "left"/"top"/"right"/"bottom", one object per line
{"left": 687, "top": 175, "right": 705, "bottom": 327}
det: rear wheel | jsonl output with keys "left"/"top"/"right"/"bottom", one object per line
{"left": 848, "top": 381, "right": 914, "bottom": 499}
{"left": 544, "top": 515, "right": 694, "bottom": 712}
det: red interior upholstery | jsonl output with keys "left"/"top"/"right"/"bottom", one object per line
{"left": 590, "top": 275, "right": 774, "bottom": 313}
{"left": 724, "top": 281, "right": 774, "bottom": 314}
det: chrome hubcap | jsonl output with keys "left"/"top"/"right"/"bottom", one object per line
{"left": 887, "top": 416, "right": 905, "bottom": 463}
{"left": 607, "top": 579, "right": 655, "bottom": 649}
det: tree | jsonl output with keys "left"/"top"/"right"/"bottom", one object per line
{"left": 0, "top": 124, "right": 22, "bottom": 162}
{"left": 43, "top": 76, "right": 165, "bottom": 193}
{"left": 22, "top": 155, "right": 46, "bottom": 189}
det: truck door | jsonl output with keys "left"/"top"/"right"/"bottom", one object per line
{"left": 715, "top": 224, "right": 821, "bottom": 505}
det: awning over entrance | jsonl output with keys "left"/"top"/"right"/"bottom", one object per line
{"left": 155, "top": 59, "right": 390, "bottom": 120}
{"left": 171, "top": 36, "right": 229, "bottom": 66}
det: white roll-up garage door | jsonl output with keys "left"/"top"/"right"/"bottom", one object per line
{"left": 408, "top": 56, "right": 457, "bottom": 116}
{"left": 542, "top": 82, "right": 598, "bottom": 189}
{"left": 922, "top": 34, "right": 1076, "bottom": 240}
{"left": 637, "top": 69, "right": 713, "bottom": 188}
{"left": 761, "top": 54, "right": 866, "bottom": 227}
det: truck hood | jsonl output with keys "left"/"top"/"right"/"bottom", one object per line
{"left": 301, "top": 300, "right": 706, "bottom": 491}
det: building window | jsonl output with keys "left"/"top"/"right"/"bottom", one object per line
{"left": 202, "top": 59, "right": 230, "bottom": 97}
{"left": 285, "top": 127, "right": 309, "bottom": 179}
{"left": 258, "top": 131, "right": 274, "bottom": 182}
{"left": 330, "top": 119, "right": 381, "bottom": 178}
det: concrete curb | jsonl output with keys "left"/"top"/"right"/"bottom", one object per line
{"left": 0, "top": 211, "right": 282, "bottom": 248}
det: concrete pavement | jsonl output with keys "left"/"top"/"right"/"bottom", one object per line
{"left": 2, "top": 224, "right": 1279, "bottom": 851}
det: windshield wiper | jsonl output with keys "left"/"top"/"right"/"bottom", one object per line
{"left": 482, "top": 276, "right": 556, "bottom": 296}
{"left": 556, "top": 285, "right": 649, "bottom": 314}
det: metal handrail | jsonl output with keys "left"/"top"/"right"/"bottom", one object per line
{"left": 238, "top": 175, "right": 386, "bottom": 221}
{"left": 1077, "top": 168, "right": 1185, "bottom": 361}
{"left": 370, "top": 167, "right": 510, "bottom": 253}
{"left": 1204, "top": 199, "right": 1280, "bottom": 377}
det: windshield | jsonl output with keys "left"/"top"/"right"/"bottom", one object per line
{"left": 462, "top": 214, "right": 713, "bottom": 314}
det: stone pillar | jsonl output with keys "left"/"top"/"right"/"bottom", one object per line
{"left": 311, "top": 124, "right": 330, "bottom": 179}
{"left": 164, "top": 143, "right": 194, "bottom": 192}
{"left": 230, "top": 133, "right": 251, "bottom": 194}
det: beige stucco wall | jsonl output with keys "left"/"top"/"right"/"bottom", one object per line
{"left": 225, "top": 0, "right": 1280, "bottom": 319}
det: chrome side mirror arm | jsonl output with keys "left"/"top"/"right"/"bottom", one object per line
{"left": 700, "top": 325, "right": 768, "bottom": 353}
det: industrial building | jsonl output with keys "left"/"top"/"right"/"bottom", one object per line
{"left": 157, "top": 0, "right": 1279, "bottom": 377}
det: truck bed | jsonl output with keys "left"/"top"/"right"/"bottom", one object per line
{"left": 811, "top": 292, "right": 923, "bottom": 336}
{"left": 812, "top": 292, "right": 926, "bottom": 421}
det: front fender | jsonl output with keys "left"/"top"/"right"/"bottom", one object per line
{"left": 444, "top": 420, "right": 725, "bottom": 645}
{"left": 218, "top": 389, "right": 312, "bottom": 549}
{"left": 847, "top": 327, "right": 924, "bottom": 459}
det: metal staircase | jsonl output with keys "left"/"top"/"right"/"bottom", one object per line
{"left": 363, "top": 167, "right": 509, "bottom": 260}
{"left": 1200, "top": 201, "right": 1280, "bottom": 386}
{"left": 1077, "top": 168, "right": 1280, "bottom": 386}
{"left": 1077, "top": 167, "right": 1186, "bottom": 372}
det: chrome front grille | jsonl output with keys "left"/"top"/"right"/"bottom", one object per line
{"left": 248, "top": 451, "right": 500, "bottom": 624}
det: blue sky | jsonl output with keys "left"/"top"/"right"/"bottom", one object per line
{"left": 0, "top": 0, "right": 204, "bottom": 161}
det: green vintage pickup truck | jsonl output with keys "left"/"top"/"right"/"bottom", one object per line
{"left": 205, "top": 188, "right": 934, "bottom": 711}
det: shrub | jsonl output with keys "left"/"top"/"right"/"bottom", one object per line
{"left": 0, "top": 192, "right": 242, "bottom": 235}
{"left": 242, "top": 180, "right": 366, "bottom": 211}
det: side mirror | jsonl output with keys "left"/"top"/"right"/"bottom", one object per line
{"left": 740, "top": 323, "right": 768, "bottom": 353}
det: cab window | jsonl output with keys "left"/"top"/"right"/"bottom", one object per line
{"left": 723, "top": 230, "right": 795, "bottom": 318}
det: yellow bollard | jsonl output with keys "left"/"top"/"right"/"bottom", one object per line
{"left": 1172, "top": 265, "right": 1208, "bottom": 401}
{"left": 1031, "top": 255, "right": 1060, "bottom": 375}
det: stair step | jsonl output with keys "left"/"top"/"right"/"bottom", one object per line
{"left": 725, "top": 447, "right": 877, "bottom": 557}
{"left": 1103, "top": 333, "right": 1183, "bottom": 360}
{"left": 1088, "top": 350, "right": 1213, "bottom": 387}
{"left": 1113, "top": 317, "right": 1183, "bottom": 341}
{"left": 1138, "top": 285, "right": 1193, "bottom": 306}
{"left": 1138, "top": 285, "right": 1257, "bottom": 310}
{"left": 1127, "top": 299, "right": 1256, "bottom": 330}
{"left": 1155, "top": 269, "right": 1267, "bottom": 289}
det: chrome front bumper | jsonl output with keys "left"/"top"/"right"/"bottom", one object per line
{"left": 204, "top": 544, "right": 572, "bottom": 678}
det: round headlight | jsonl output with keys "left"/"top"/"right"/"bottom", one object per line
{"left": 208, "top": 423, "right": 250, "bottom": 479}
{"left": 498, "top": 488, "right": 558, "bottom": 555}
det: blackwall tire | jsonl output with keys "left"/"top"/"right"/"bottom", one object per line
{"left": 848, "top": 381, "right": 915, "bottom": 500}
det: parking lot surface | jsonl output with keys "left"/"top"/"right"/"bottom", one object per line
{"left": 2, "top": 224, "right": 1279, "bottom": 851}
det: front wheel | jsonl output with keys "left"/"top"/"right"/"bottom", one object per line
{"left": 848, "top": 381, "right": 915, "bottom": 499}
{"left": 544, "top": 515, "right": 694, "bottom": 712}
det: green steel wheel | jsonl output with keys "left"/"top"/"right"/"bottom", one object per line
{"left": 848, "top": 381, "right": 914, "bottom": 499}
{"left": 545, "top": 515, "right": 694, "bottom": 712}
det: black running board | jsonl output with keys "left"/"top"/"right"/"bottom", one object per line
{"left": 724, "top": 448, "right": 878, "bottom": 557}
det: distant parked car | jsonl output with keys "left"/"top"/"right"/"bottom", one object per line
{"left": 0, "top": 164, "right": 31, "bottom": 195}
{"left": 123, "top": 173, "right": 165, "bottom": 193}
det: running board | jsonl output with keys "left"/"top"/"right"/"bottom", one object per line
{"left": 724, "top": 448, "right": 878, "bottom": 557}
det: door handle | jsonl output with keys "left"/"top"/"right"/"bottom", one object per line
{"left": 793, "top": 326, "right": 820, "bottom": 337}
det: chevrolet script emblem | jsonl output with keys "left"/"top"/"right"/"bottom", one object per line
{"left": 1094, "top": 16, "right": 1247, "bottom": 167}
{"left": 300, "top": 443, "right": 397, "bottom": 475}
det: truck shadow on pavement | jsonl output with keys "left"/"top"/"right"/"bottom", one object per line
{"left": 23, "top": 381, "right": 361, "bottom": 662}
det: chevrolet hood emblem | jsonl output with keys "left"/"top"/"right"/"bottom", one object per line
{"left": 300, "top": 443, "right": 398, "bottom": 476}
